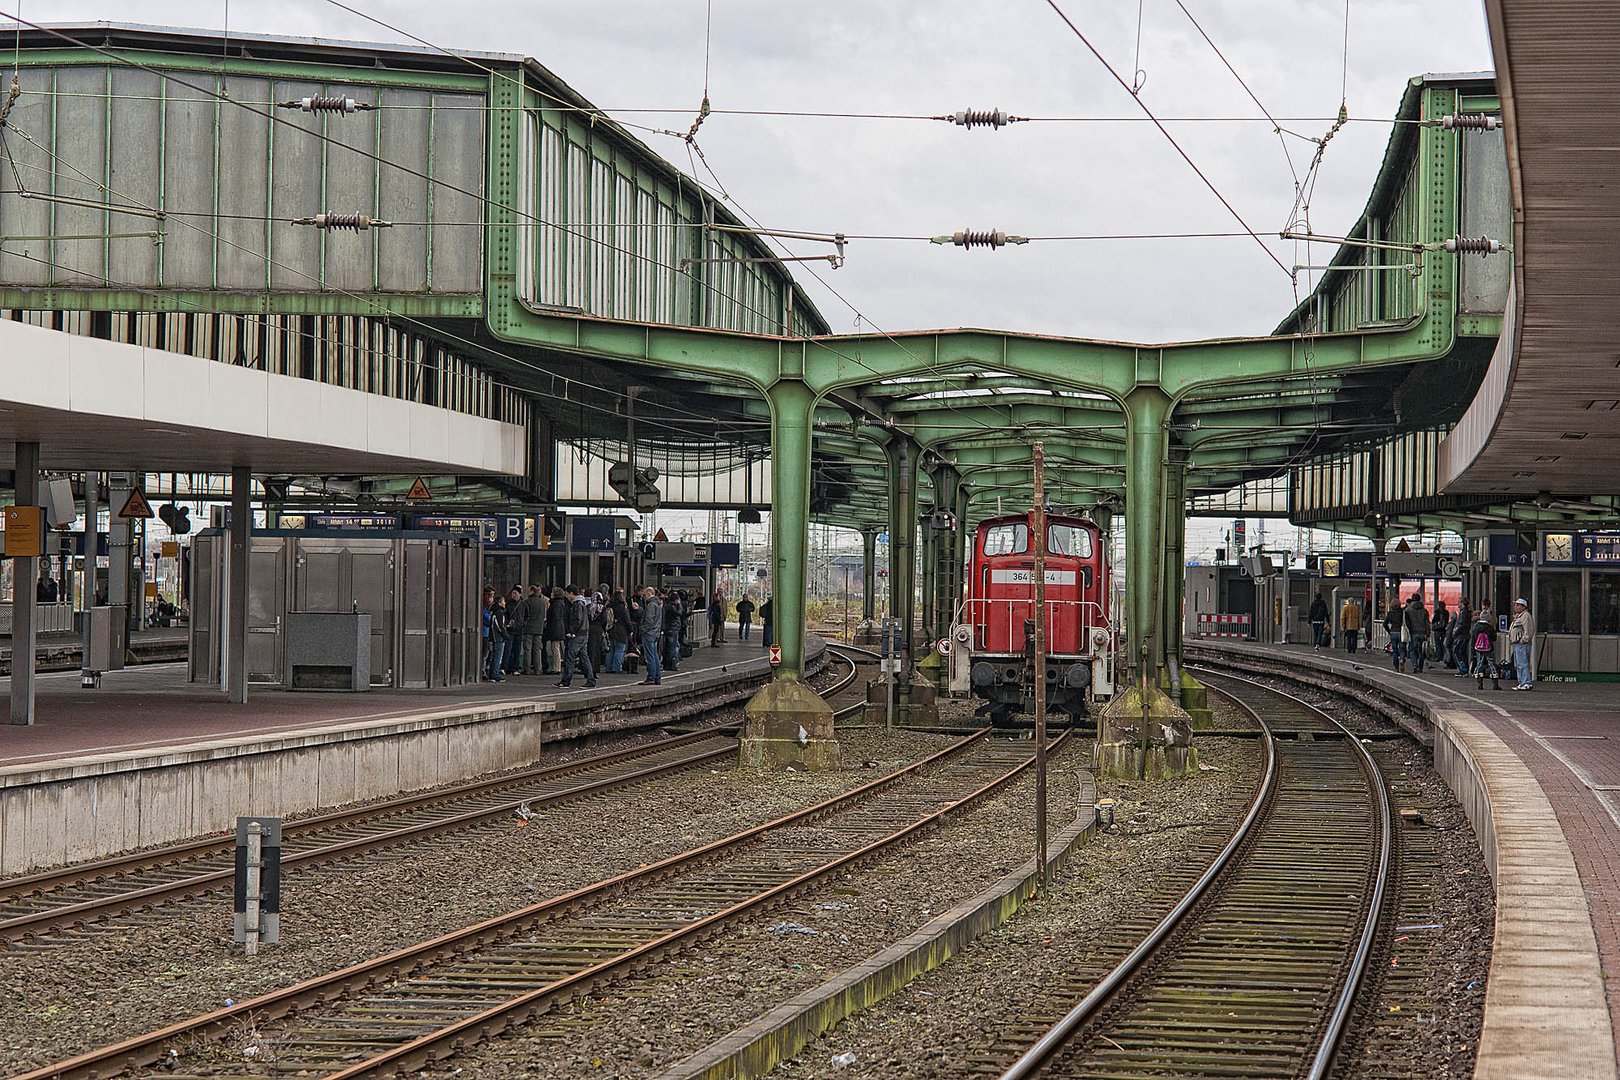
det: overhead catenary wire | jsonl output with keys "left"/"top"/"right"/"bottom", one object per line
{"left": 15, "top": 89, "right": 1422, "bottom": 127}
{"left": 1040, "top": 0, "right": 1291, "bottom": 278}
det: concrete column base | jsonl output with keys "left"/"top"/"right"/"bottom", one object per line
{"left": 860, "top": 677, "right": 941, "bottom": 727}
{"left": 1158, "top": 668, "right": 1216, "bottom": 731}
{"left": 1094, "top": 683, "right": 1198, "bottom": 779}
{"left": 739, "top": 678, "right": 843, "bottom": 772}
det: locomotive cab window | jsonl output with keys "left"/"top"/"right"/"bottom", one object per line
{"left": 1048, "top": 524, "right": 1093, "bottom": 558}
{"left": 983, "top": 523, "right": 1029, "bottom": 555}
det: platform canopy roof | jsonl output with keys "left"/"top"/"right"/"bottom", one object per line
{"left": 0, "top": 26, "right": 1559, "bottom": 532}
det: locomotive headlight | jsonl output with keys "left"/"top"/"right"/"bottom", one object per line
{"left": 1091, "top": 629, "right": 1111, "bottom": 650}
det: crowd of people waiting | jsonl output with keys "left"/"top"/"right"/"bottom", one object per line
{"left": 1309, "top": 590, "right": 1536, "bottom": 690}
{"left": 479, "top": 583, "right": 777, "bottom": 688}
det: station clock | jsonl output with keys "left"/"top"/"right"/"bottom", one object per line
{"left": 1543, "top": 532, "right": 1575, "bottom": 563}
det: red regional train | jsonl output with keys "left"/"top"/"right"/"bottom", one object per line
{"left": 948, "top": 510, "right": 1116, "bottom": 725}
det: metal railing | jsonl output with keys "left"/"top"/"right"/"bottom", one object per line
{"left": 0, "top": 602, "right": 76, "bottom": 636}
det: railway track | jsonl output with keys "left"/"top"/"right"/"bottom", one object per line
{"left": 1, "top": 653, "right": 862, "bottom": 946}
{"left": 23, "top": 726, "right": 1059, "bottom": 1080}
{"left": 997, "top": 670, "right": 1392, "bottom": 1080}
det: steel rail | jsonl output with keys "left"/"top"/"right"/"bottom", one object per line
{"left": 1195, "top": 668, "right": 1395, "bottom": 1080}
{"left": 19, "top": 726, "right": 1004, "bottom": 1080}
{"left": 323, "top": 733, "right": 1062, "bottom": 1080}
{"left": 1000, "top": 668, "right": 1392, "bottom": 1079}
{"left": 0, "top": 735, "right": 738, "bottom": 941}
{"left": 997, "top": 687, "right": 1278, "bottom": 1080}
{"left": 2, "top": 652, "right": 858, "bottom": 941}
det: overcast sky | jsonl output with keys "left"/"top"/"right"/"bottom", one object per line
{"left": 44, "top": 1, "right": 1496, "bottom": 560}
{"left": 41, "top": 0, "right": 1494, "bottom": 342}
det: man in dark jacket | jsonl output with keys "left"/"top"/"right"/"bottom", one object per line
{"left": 1308, "top": 593, "right": 1329, "bottom": 650}
{"left": 606, "top": 589, "right": 632, "bottom": 673}
{"left": 735, "top": 595, "right": 756, "bottom": 641}
{"left": 521, "top": 585, "right": 548, "bottom": 675}
{"left": 639, "top": 586, "right": 664, "bottom": 685}
{"left": 1402, "top": 594, "right": 1432, "bottom": 673}
{"left": 708, "top": 590, "right": 726, "bottom": 647}
{"left": 1430, "top": 599, "right": 1451, "bottom": 669}
{"left": 1382, "top": 602, "right": 1405, "bottom": 672}
{"left": 663, "top": 589, "right": 684, "bottom": 672}
{"left": 587, "top": 591, "right": 608, "bottom": 675}
{"left": 759, "top": 596, "right": 774, "bottom": 648}
{"left": 503, "top": 586, "right": 526, "bottom": 675}
{"left": 556, "top": 584, "right": 597, "bottom": 688}
{"left": 543, "top": 585, "right": 568, "bottom": 676}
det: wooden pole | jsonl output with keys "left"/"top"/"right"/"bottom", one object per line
{"left": 1032, "top": 442, "right": 1049, "bottom": 889}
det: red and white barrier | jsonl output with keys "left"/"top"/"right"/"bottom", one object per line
{"left": 1196, "top": 612, "right": 1253, "bottom": 638}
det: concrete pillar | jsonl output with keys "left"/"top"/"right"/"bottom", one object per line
{"left": 10, "top": 441, "right": 39, "bottom": 724}
{"left": 226, "top": 465, "right": 251, "bottom": 704}
{"left": 861, "top": 527, "right": 878, "bottom": 620}
{"left": 739, "top": 380, "right": 839, "bottom": 771}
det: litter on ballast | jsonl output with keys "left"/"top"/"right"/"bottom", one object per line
{"left": 831, "top": 1051, "right": 859, "bottom": 1068}
{"left": 768, "top": 921, "right": 820, "bottom": 936}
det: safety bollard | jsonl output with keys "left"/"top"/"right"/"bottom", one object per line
{"left": 233, "top": 816, "right": 282, "bottom": 953}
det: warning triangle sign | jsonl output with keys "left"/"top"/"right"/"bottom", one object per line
{"left": 406, "top": 476, "right": 432, "bottom": 501}
{"left": 653, "top": 527, "right": 669, "bottom": 542}
{"left": 117, "top": 488, "right": 154, "bottom": 520}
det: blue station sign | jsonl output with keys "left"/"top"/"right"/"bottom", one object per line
{"left": 413, "top": 514, "right": 545, "bottom": 551}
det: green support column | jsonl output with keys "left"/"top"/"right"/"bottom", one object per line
{"left": 1161, "top": 453, "right": 1187, "bottom": 676}
{"left": 950, "top": 481, "right": 970, "bottom": 625}
{"left": 861, "top": 527, "right": 878, "bottom": 622}
{"left": 1160, "top": 452, "right": 1211, "bottom": 729}
{"left": 919, "top": 506, "right": 937, "bottom": 648}
{"left": 928, "top": 464, "right": 961, "bottom": 643}
{"left": 740, "top": 380, "right": 841, "bottom": 771}
{"left": 883, "top": 435, "right": 934, "bottom": 724}
{"left": 1098, "top": 388, "right": 1194, "bottom": 778}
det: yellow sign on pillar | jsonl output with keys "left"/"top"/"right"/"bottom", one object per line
{"left": 3, "top": 506, "right": 44, "bottom": 557}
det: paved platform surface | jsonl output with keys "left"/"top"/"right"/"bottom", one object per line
{"left": 0, "top": 636, "right": 778, "bottom": 769}
{"left": 1197, "top": 637, "right": 1620, "bottom": 1069}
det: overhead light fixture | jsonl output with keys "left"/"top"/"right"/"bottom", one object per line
{"left": 1587, "top": 400, "right": 1619, "bottom": 411}
{"left": 1562, "top": 432, "right": 1589, "bottom": 440}
{"left": 1512, "top": 471, "right": 1536, "bottom": 478}
{"left": 1535, "top": 455, "right": 1561, "bottom": 462}
{"left": 737, "top": 508, "right": 762, "bottom": 524}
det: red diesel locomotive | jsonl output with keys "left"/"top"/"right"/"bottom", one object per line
{"left": 950, "top": 510, "right": 1116, "bottom": 724}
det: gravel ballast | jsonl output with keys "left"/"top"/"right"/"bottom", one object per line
{"left": 0, "top": 730, "right": 954, "bottom": 1075}
{"left": 417, "top": 706, "right": 1261, "bottom": 1080}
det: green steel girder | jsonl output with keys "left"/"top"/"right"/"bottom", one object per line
{"left": 1179, "top": 407, "right": 1340, "bottom": 448}
{"left": 941, "top": 441, "right": 1125, "bottom": 471}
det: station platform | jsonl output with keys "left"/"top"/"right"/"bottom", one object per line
{"left": 1188, "top": 637, "right": 1620, "bottom": 1078}
{"left": 0, "top": 636, "right": 816, "bottom": 877}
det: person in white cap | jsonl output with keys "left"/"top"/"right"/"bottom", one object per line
{"left": 1508, "top": 597, "right": 1535, "bottom": 690}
